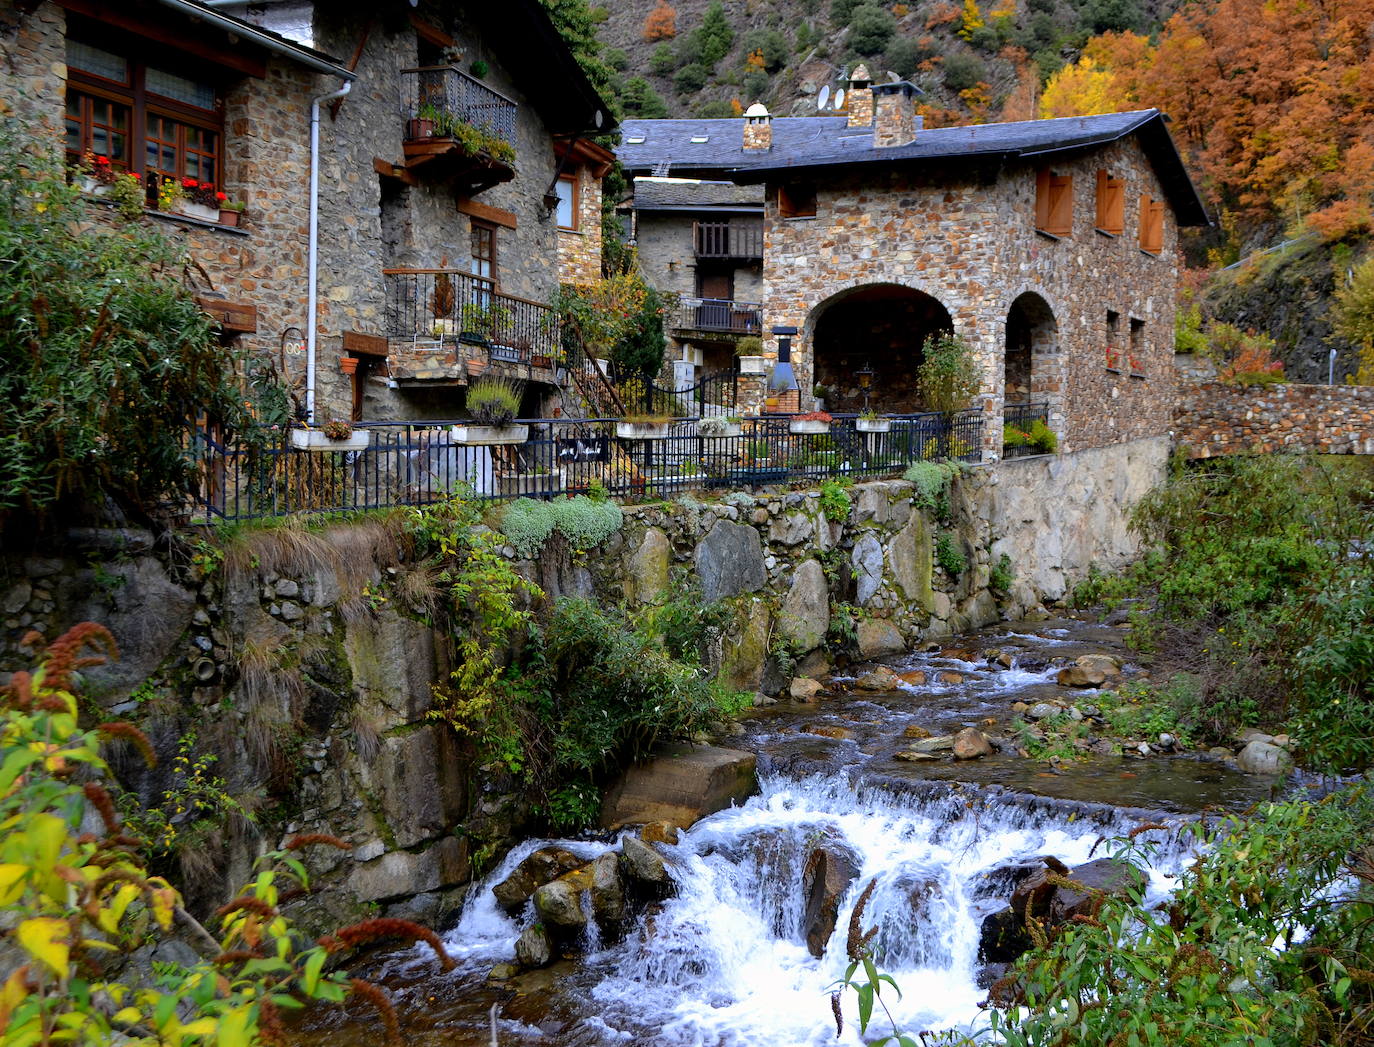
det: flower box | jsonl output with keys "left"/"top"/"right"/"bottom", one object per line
{"left": 449, "top": 423, "right": 529, "bottom": 446}
{"left": 406, "top": 117, "right": 436, "bottom": 140}
{"left": 789, "top": 419, "right": 831, "bottom": 435}
{"left": 497, "top": 469, "right": 564, "bottom": 497}
{"left": 856, "top": 417, "right": 892, "bottom": 433}
{"left": 291, "top": 428, "right": 370, "bottom": 452}
{"left": 530, "top": 354, "right": 553, "bottom": 369}
{"left": 616, "top": 421, "right": 672, "bottom": 440}
{"left": 737, "top": 355, "right": 768, "bottom": 375}
{"left": 178, "top": 201, "right": 220, "bottom": 222}
{"left": 695, "top": 420, "right": 742, "bottom": 439}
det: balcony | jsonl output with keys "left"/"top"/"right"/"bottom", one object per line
{"left": 672, "top": 297, "right": 762, "bottom": 336}
{"left": 401, "top": 65, "right": 517, "bottom": 192}
{"left": 694, "top": 221, "right": 763, "bottom": 260}
{"left": 385, "top": 268, "right": 560, "bottom": 383}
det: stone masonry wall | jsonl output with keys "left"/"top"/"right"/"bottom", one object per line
{"left": 0, "top": 0, "right": 66, "bottom": 136}
{"left": 760, "top": 138, "right": 1179, "bottom": 458}
{"left": 558, "top": 162, "right": 603, "bottom": 286}
{"left": 1175, "top": 381, "right": 1374, "bottom": 457}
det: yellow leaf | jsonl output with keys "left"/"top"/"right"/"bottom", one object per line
{"left": 98, "top": 883, "right": 142, "bottom": 936}
{"left": 216, "top": 1005, "right": 253, "bottom": 1047}
{"left": 0, "top": 863, "right": 28, "bottom": 904}
{"left": 16, "top": 917, "right": 69, "bottom": 977}
{"left": 0, "top": 967, "right": 30, "bottom": 1030}
{"left": 150, "top": 886, "right": 177, "bottom": 931}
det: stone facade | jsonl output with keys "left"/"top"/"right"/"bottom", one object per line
{"left": 759, "top": 136, "right": 1180, "bottom": 458}
{"left": 557, "top": 160, "right": 604, "bottom": 287}
{"left": 1175, "top": 381, "right": 1374, "bottom": 457}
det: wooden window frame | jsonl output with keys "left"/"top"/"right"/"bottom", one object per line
{"left": 1095, "top": 169, "right": 1124, "bottom": 235}
{"left": 470, "top": 219, "right": 498, "bottom": 288}
{"left": 555, "top": 174, "right": 579, "bottom": 232}
{"left": 1035, "top": 169, "right": 1074, "bottom": 237}
{"left": 1138, "top": 195, "right": 1165, "bottom": 255}
{"left": 778, "top": 182, "right": 817, "bottom": 219}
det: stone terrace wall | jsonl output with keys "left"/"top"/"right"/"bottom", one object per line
{"left": 1175, "top": 382, "right": 1374, "bottom": 457}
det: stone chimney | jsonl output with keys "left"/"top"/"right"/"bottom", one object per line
{"left": 872, "top": 81, "right": 920, "bottom": 148}
{"left": 743, "top": 102, "right": 772, "bottom": 150}
{"left": 846, "top": 64, "right": 873, "bottom": 128}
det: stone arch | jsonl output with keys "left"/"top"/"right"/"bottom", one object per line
{"left": 1004, "top": 291, "right": 1062, "bottom": 420}
{"left": 805, "top": 282, "right": 956, "bottom": 413}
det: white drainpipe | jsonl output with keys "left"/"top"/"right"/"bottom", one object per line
{"left": 306, "top": 79, "right": 352, "bottom": 423}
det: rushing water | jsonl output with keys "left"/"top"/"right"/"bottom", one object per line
{"left": 291, "top": 619, "right": 1287, "bottom": 1046}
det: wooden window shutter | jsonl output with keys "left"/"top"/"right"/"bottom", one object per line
{"left": 1139, "top": 195, "right": 1164, "bottom": 253}
{"left": 1037, "top": 169, "right": 1072, "bottom": 236}
{"left": 1035, "top": 168, "right": 1051, "bottom": 230}
{"left": 1096, "top": 170, "right": 1124, "bottom": 234}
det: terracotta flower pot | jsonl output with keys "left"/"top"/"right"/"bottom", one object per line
{"left": 218, "top": 208, "right": 241, "bottom": 227}
{"left": 340, "top": 356, "right": 359, "bottom": 375}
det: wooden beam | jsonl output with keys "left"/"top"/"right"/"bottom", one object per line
{"left": 196, "top": 296, "right": 257, "bottom": 333}
{"left": 409, "top": 15, "right": 457, "bottom": 49}
{"left": 373, "top": 156, "right": 418, "bottom": 186}
{"left": 330, "top": 21, "right": 373, "bottom": 119}
{"left": 59, "top": 1, "right": 267, "bottom": 78}
{"left": 341, "top": 330, "right": 388, "bottom": 357}
{"left": 456, "top": 198, "right": 517, "bottom": 230}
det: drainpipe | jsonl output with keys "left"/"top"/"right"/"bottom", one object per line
{"left": 306, "top": 79, "right": 352, "bottom": 423}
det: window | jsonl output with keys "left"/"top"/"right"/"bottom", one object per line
{"left": 1095, "top": 169, "right": 1124, "bottom": 235}
{"left": 1035, "top": 169, "right": 1073, "bottom": 237}
{"left": 470, "top": 220, "right": 497, "bottom": 285}
{"left": 64, "top": 38, "right": 223, "bottom": 198}
{"left": 554, "top": 175, "right": 578, "bottom": 231}
{"left": 1105, "top": 310, "right": 1121, "bottom": 371}
{"left": 778, "top": 183, "right": 816, "bottom": 218}
{"left": 1128, "top": 317, "right": 1146, "bottom": 375}
{"left": 1138, "top": 195, "right": 1164, "bottom": 254}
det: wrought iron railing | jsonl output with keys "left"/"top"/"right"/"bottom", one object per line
{"left": 384, "top": 268, "right": 559, "bottom": 361}
{"left": 402, "top": 65, "right": 517, "bottom": 148}
{"left": 1002, "top": 401, "right": 1052, "bottom": 459}
{"left": 192, "top": 410, "right": 984, "bottom": 521}
{"left": 694, "top": 221, "right": 763, "bottom": 259}
{"left": 672, "top": 297, "right": 762, "bottom": 334}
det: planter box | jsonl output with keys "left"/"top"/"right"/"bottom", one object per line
{"left": 789, "top": 419, "right": 831, "bottom": 435}
{"left": 856, "top": 418, "right": 892, "bottom": 433}
{"left": 406, "top": 117, "right": 435, "bottom": 139}
{"left": 695, "top": 421, "right": 742, "bottom": 439}
{"left": 616, "top": 421, "right": 672, "bottom": 440}
{"left": 449, "top": 423, "right": 529, "bottom": 446}
{"left": 291, "top": 428, "right": 370, "bottom": 452}
{"left": 489, "top": 343, "right": 523, "bottom": 363}
{"left": 178, "top": 201, "right": 220, "bottom": 222}
{"left": 737, "top": 355, "right": 768, "bottom": 375}
{"left": 530, "top": 354, "right": 553, "bottom": 369}
{"left": 497, "top": 469, "right": 564, "bottom": 497}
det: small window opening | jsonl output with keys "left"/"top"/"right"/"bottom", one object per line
{"left": 779, "top": 183, "right": 816, "bottom": 218}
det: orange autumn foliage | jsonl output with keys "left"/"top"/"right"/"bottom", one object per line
{"left": 643, "top": 2, "right": 676, "bottom": 42}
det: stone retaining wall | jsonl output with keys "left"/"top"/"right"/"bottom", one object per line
{"left": 1175, "top": 381, "right": 1374, "bottom": 457}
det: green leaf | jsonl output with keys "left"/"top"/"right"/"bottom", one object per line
{"left": 303, "top": 949, "right": 327, "bottom": 995}
{"left": 857, "top": 982, "right": 874, "bottom": 1032}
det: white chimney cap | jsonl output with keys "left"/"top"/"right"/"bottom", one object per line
{"left": 744, "top": 102, "right": 771, "bottom": 119}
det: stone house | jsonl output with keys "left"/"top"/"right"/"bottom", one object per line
{"left": 618, "top": 69, "right": 1209, "bottom": 457}
{"left": 0, "top": 0, "right": 613, "bottom": 423}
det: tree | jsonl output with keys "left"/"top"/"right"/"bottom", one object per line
{"left": 917, "top": 333, "right": 981, "bottom": 415}
{"left": 540, "top": 0, "right": 616, "bottom": 100}
{"left": 643, "top": 2, "right": 676, "bottom": 42}
{"left": 1335, "top": 252, "right": 1374, "bottom": 383}
{"left": 742, "top": 28, "right": 790, "bottom": 71}
{"left": 674, "top": 62, "right": 708, "bottom": 93}
{"left": 849, "top": 4, "right": 897, "bottom": 55}
{"left": 941, "top": 51, "right": 986, "bottom": 92}
{"left": 698, "top": 1, "right": 735, "bottom": 67}
{"left": 957, "top": 0, "right": 984, "bottom": 39}
{"left": 622, "top": 77, "right": 670, "bottom": 118}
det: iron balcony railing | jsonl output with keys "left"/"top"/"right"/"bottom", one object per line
{"left": 1002, "top": 401, "right": 1052, "bottom": 459}
{"left": 384, "top": 268, "right": 559, "bottom": 361}
{"left": 192, "top": 410, "right": 984, "bottom": 521}
{"left": 401, "top": 65, "right": 517, "bottom": 148}
{"left": 673, "top": 297, "right": 762, "bottom": 335}
{"left": 694, "top": 221, "right": 763, "bottom": 259}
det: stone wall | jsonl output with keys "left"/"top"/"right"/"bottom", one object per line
{"left": 0, "top": 0, "right": 66, "bottom": 136}
{"left": 1175, "top": 381, "right": 1374, "bottom": 457}
{"left": 558, "top": 162, "right": 603, "bottom": 286}
{"left": 759, "top": 138, "right": 1179, "bottom": 457}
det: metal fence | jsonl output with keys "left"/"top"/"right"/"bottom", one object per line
{"left": 1002, "top": 402, "right": 1052, "bottom": 459}
{"left": 193, "top": 410, "right": 984, "bottom": 522}
{"left": 384, "top": 268, "right": 560, "bottom": 362}
{"left": 671, "top": 297, "right": 762, "bottom": 334}
{"left": 401, "top": 65, "right": 517, "bottom": 147}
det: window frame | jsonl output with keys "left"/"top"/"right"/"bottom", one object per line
{"left": 554, "top": 174, "right": 579, "bottom": 232}
{"left": 1095, "top": 169, "right": 1124, "bottom": 236}
{"left": 1128, "top": 317, "right": 1147, "bottom": 376}
{"left": 1035, "top": 168, "right": 1074, "bottom": 238}
{"left": 470, "top": 219, "right": 498, "bottom": 288}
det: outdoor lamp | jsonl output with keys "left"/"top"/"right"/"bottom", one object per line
{"left": 768, "top": 325, "right": 799, "bottom": 394}
{"left": 855, "top": 361, "right": 875, "bottom": 408}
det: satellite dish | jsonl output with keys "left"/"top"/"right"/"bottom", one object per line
{"left": 834, "top": 88, "right": 846, "bottom": 110}
{"left": 817, "top": 84, "right": 831, "bottom": 111}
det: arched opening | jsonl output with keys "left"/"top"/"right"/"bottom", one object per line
{"left": 1003, "top": 292, "right": 1060, "bottom": 452}
{"left": 809, "top": 284, "right": 954, "bottom": 413}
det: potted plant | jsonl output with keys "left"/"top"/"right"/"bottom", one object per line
{"left": 451, "top": 377, "right": 528, "bottom": 445}
{"left": 789, "top": 410, "right": 832, "bottom": 435}
{"left": 291, "top": 419, "right": 370, "bottom": 452}
{"left": 696, "top": 415, "right": 743, "bottom": 439}
{"left": 108, "top": 171, "right": 144, "bottom": 220}
{"left": 813, "top": 383, "right": 831, "bottom": 411}
{"left": 77, "top": 152, "right": 116, "bottom": 196}
{"left": 856, "top": 406, "right": 891, "bottom": 433}
{"left": 177, "top": 178, "right": 221, "bottom": 222}
{"left": 459, "top": 301, "right": 492, "bottom": 345}
{"left": 407, "top": 102, "right": 441, "bottom": 140}
{"left": 616, "top": 412, "right": 674, "bottom": 440}
{"left": 735, "top": 334, "right": 767, "bottom": 375}
{"left": 218, "top": 199, "right": 245, "bottom": 227}
{"left": 155, "top": 175, "right": 185, "bottom": 215}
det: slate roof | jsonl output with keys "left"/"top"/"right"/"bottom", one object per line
{"left": 631, "top": 178, "right": 763, "bottom": 213}
{"left": 618, "top": 109, "right": 1209, "bottom": 226}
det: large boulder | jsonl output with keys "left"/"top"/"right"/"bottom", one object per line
{"left": 801, "top": 846, "right": 859, "bottom": 957}
{"left": 514, "top": 923, "right": 553, "bottom": 968}
{"left": 600, "top": 744, "right": 757, "bottom": 830}
{"left": 532, "top": 877, "right": 588, "bottom": 932}
{"left": 589, "top": 852, "right": 626, "bottom": 927}
{"left": 619, "top": 835, "right": 671, "bottom": 889}
{"left": 852, "top": 533, "right": 885, "bottom": 606}
{"left": 625, "top": 527, "right": 671, "bottom": 605}
{"left": 857, "top": 619, "right": 905, "bottom": 659}
{"left": 492, "top": 847, "right": 585, "bottom": 911}
{"left": 952, "top": 728, "right": 994, "bottom": 760}
{"left": 1237, "top": 739, "right": 1293, "bottom": 775}
{"left": 779, "top": 559, "right": 830, "bottom": 652}
{"left": 694, "top": 521, "right": 767, "bottom": 602}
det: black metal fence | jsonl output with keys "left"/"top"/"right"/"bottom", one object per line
{"left": 384, "top": 268, "right": 560, "bottom": 362}
{"left": 401, "top": 65, "right": 517, "bottom": 147}
{"left": 193, "top": 410, "right": 984, "bottom": 522}
{"left": 1002, "top": 402, "right": 1052, "bottom": 460}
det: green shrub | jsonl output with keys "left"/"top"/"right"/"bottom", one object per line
{"left": 990, "top": 553, "right": 1014, "bottom": 594}
{"left": 903, "top": 460, "right": 958, "bottom": 518}
{"left": 818, "top": 478, "right": 853, "bottom": 522}
{"left": 1027, "top": 418, "right": 1058, "bottom": 453}
{"left": 466, "top": 376, "right": 522, "bottom": 426}
{"left": 848, "top": 3, "right": 896, "bottom": 53}
{"left": 917, "top": 332, "right": 981, "bottom": 415}
{"left": 742, "top": 28, "right": 790, "bottom": 70}
{"left": 674, "top": 62, "right": 708, "bottom": 93}
{"left": 941, "top": 51, "right": 986, "bottom": 92}
{"left": 936, "top": 532, "right": 966, "bottom": 576}
{"left": 500, "top": 495, "right": 623, "bottom": 558}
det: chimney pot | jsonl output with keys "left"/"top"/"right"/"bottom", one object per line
{"left": 846, "top": 63, "right": 873, "bottom": 128}
{"left": 743, "top": 102, "right": 772, "bottom": 150}
{"left": 871, "top": 80, "right": 922, "bottom": 148}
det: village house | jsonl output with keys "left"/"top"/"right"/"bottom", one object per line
{"left": 0, "top": 0, "right": 614, "bottom": 425}
{"left": 618, "top": 66, "right": 1210, "bottom": 458}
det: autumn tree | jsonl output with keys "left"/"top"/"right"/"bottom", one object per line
{"left": 643, "top": 2, "right": 676, "bottom": 42}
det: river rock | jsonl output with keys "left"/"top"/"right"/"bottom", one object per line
{"left": 898, "top": 670, "right": 927, "bottom": 686}
{"left": 493, "top": 847, "right": 586, "bottom": 910}
{"left": 888, "top": 512, "right": 933, "bottom": 609}
{"left": 1056, "top": 664, "right": 1106, "bottom": 688}
{"left": 1236, "top": 739, "right": 1293, "bottom": 775}
{"left": 600, "top": 744, "right": 757, "bottom": 830}
{"left": 639, "top": 821, "right": 679, "bottom": 847}
{"left": 852, "top": 533, "right": 885, "bottom": 606}
{"left": 894, "top": 750, "right": 939, "bottom": 761}
{"left": 625, "top": 527, "right": 670, "bottom": 605}
{"left": 977, "top": 906, "right": 1029, "bottom": 963}
{"left": 801, "top": 846, "right": 859, "bottom": 957}
{"left": 1026, "top": 702, "right": 1061, "bottom": 720}
{"left": 937, "top": 670, "right": 964, "bottom": 685}
{"left": 590, "top": 853, "right": 625, "bottom": 926}
{"left": 1077, "top": 653, "right": 1122, "bottom": 677}
{"left": 1047, "top": 858, "right": 1146, "bottom": 922}
{"left": 619, "top": 836, "right": 671, "bottom": 888}
{"left": 857, "top": 618, "right": 905, "bottom": 658}
{"left": 532, "top": 878, "right": 587, "bottom": 931}
{"left": 804, "top": 724, "right": 854, "bottom": 740}
{"left": 779, "top": 559, "right": 829, "bottom": 652}
{"left": 952, "top": 728, "right": 994, "bottom": 760}
{"left": 789, "top": 677, "right": 824, "bottom": 702}
{"left": 902, "top": 725, "right": 932, "bottom": 739}
{"left": 695, "top": 521, "right": 767, "bottom": 602}
{"left": 904, "top": 734, "right": 955, "bottom": 754}
{"left": 514, "top": 923, "right": 553, "bottom": 968}
{"left": 855, "top": 666, "right": 900, "bottom": 690}
{"left": 941, "top": 647, "right": 975, "bottom": 661}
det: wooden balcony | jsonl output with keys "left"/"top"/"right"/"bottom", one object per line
{"left": 694, "top": 221, "right": 763, "bottom": 260}
{"left": 671, "top": 297, "right": 762, "bottom": 336}
{"left": 401, "top": 66, "right": 517, "bottom": 192}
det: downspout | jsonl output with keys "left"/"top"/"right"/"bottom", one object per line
{"left": 306, "top": 79, "right": 352, "bottom": 423}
